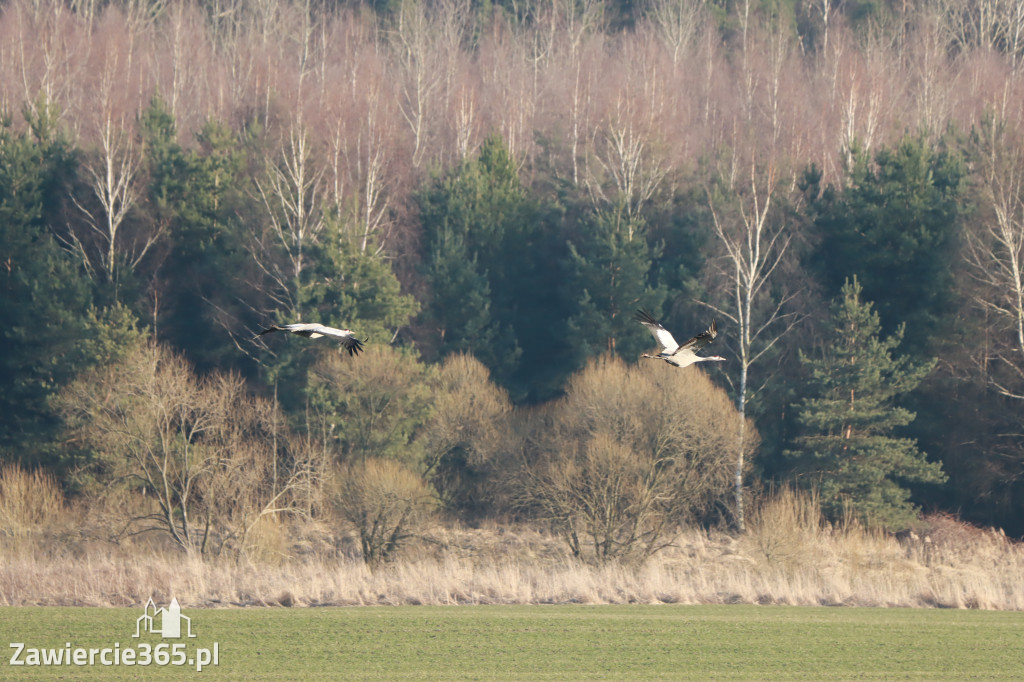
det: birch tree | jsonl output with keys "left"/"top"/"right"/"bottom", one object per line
{"left": 252, "top": 120, "right": 325, "bottom": 319}
{"left": 936, "top": 0, "right": 1024, "bottom": 69}
{"left": 586, "top": 95, "right": 670, "bottom": 224}
{"left": 349, "top": 103, "right": 394, "bottom": 256}
{"left": 68, "top": 111, "right": 154, "bottom": 297}
{"left": 705, "top": 157, "right": 801, "bottom": 531}
{"left": 8, "top": 1, "right": 87, "bottom": 123}
{"left": 643, "top": 0, "right": 706, "bottom": 66}
{"left": 391, "top": 0, "right": 444, "bottom": 168}
{"left": 85, "top": 116, "right": 141, "bottom": 259}
{"left": 327, "top": 81, "right": 399, "bottom": 256}
{"left": 829, "top": 31, "right": 895, "bottom": 170}
{"left": 965, "top": 115, "right": 1024, "bottom": 399}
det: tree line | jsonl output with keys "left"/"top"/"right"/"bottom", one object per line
{"left": 2, "top": 0, "right": 1024, "bottom": 560}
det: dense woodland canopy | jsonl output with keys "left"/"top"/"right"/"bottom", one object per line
{"left": 3, "top": 0, "right": 1024, "bottom": 554}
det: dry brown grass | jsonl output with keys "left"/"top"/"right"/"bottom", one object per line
{"left": 0, "top": 463, "right": 67, "bottom": 531}
{"left": 0, "top": 463, "right": 69, "bottom": 556}
{"left": 2, "top": 507, "right": 1022, "bottom": 610}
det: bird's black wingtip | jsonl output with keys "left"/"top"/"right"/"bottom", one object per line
{"left": 347, "top": 337, "right": 365, "bottom": 357}
{"left": 634, "top": 309, "right": 658, "bottom": 325}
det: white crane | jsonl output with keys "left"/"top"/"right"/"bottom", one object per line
{"left": 635, "top": 309, "right": 725, "bottom": 368}
{"left": 256, "top": 323, "right": 364, "bottom": 356}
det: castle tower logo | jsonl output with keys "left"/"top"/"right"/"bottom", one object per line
{"left": 133, "top": 597, "right": 196, "bottom": 639}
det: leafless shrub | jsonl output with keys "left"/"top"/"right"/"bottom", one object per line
{"left": 907, "top": 512, "right": 1013, "bottom": 567}
{"left": 520, "top": 355, "right": 748, "bottom": 563}
{"left": 332, "top": 457, "right": 435, "bottom": 567}
{"left": 54, "top": 340, "right": 315, "bottom": 557}
{"left": 72, "top": 484, "right": 152, "bottom": 548}
{"left": 417, "top": 353, "right": 515, "bottom": 516}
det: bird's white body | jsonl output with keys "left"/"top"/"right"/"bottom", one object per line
{"left": 635, "top": 310, "right": 725, "bottom": 368}
{"left": 257, "top": 323, "right": 364, "bottom": 356}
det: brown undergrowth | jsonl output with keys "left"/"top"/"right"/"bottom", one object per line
{"left": 3, "top": 466, "right": 1020, "bottom": 609}
{"left": 2, "top": 498, "right": 1021, "bottom": 610}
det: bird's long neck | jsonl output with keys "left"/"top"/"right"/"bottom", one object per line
{"left": 698, "top": 356, "right": 726, "bottom": 363}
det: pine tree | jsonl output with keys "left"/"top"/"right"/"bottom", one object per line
{"left": 261, "top": 213, "right": 420, "bottom": 413}
{"left": 563, "top": 206, "right": 666, "bottom": 368}
{"left": 417, "top": 135, "right": 561, "bottom": 400}
{"left": 140, "top": 98, "right": 251, "bottom": 372}
{"left": 0, "top": 102, "right": 141, "bottom": 469}
{"left": 786, "top": 278, "right": 945, "bottom": 530}
{"left": 809, "top": 135, "right": 965, "bottom": 355}
{"left": 301, "top": 213, "right": 420, "bottom": 342}
{"left": 420, "top": 224, "right": 497, "bottom": 357}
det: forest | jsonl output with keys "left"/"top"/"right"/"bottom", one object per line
{"left": 2, "top": 0, "right": 1024, "bottom": 573}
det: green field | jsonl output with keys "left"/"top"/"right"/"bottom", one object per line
{"left": 3, "top": 604, "right": 1022, "bottom": 680}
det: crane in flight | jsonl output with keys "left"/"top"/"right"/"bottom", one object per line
{"left": 635, "top": 310, "right": 724, "bottom": 368}
{"left": 256, "top": 323, "right": 364, "bottom": 357}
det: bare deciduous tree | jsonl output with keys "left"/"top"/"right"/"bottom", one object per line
{"left": 567, "top": 59, "right": 592, "bottom": 186}
{"left": 252, "top": 120, "right": 326, "bottom": 317}
{"left": 643, "top": 0, "right": 706, "bottom": 66}
{"left": 330, "top": 81, "right": 400, "bottom": 255}
{"left": 155, "top": 2, "right": 208, "bottom": 128}
{"left": 417, "top": 353, "right": 514, "bottom": 515}
{"left": 705, "top": 156, "right": 801, "bottom": 532}
{"left": 62, "top": 27, "right": 159, "bottom": 297}
{"left": 196, "top": 384, "right": 323, "bottom": 559}
{"left": 67, "top": 113, "right": 148, "bottom": 287}
{"left": 520, "top": 356, "right": 746, "bottom": 563}
{"left": 586, "top": 95, "right": 670, "bottom": 224}
{"left": 391, "top": 0, "right": 444, "bottom": 168}
{"left": 57, "top": 342, "right": 219, "bottom": 552}
{"left": 908, "top": 9, "right": 962, "bottom": 138}
{"left": 965, "top": 116, "right": 1024, "bottom": 399}
{"left": 548, "top": 0, "right": 607, "bottom": 61}
{"left": 5, "top": 1, "right": 87, "bottom": 123}
{"left": 55, "top": 341, "right": 314, "bottom": 556}
{"left": 936, "top": 0, "right": 1024, "bottom": 70}
{"left": 483, "top": 36, "right": 534, "bottom": 166}
{"left": 829, "top": 31, "right": 895, "bottom": 169}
